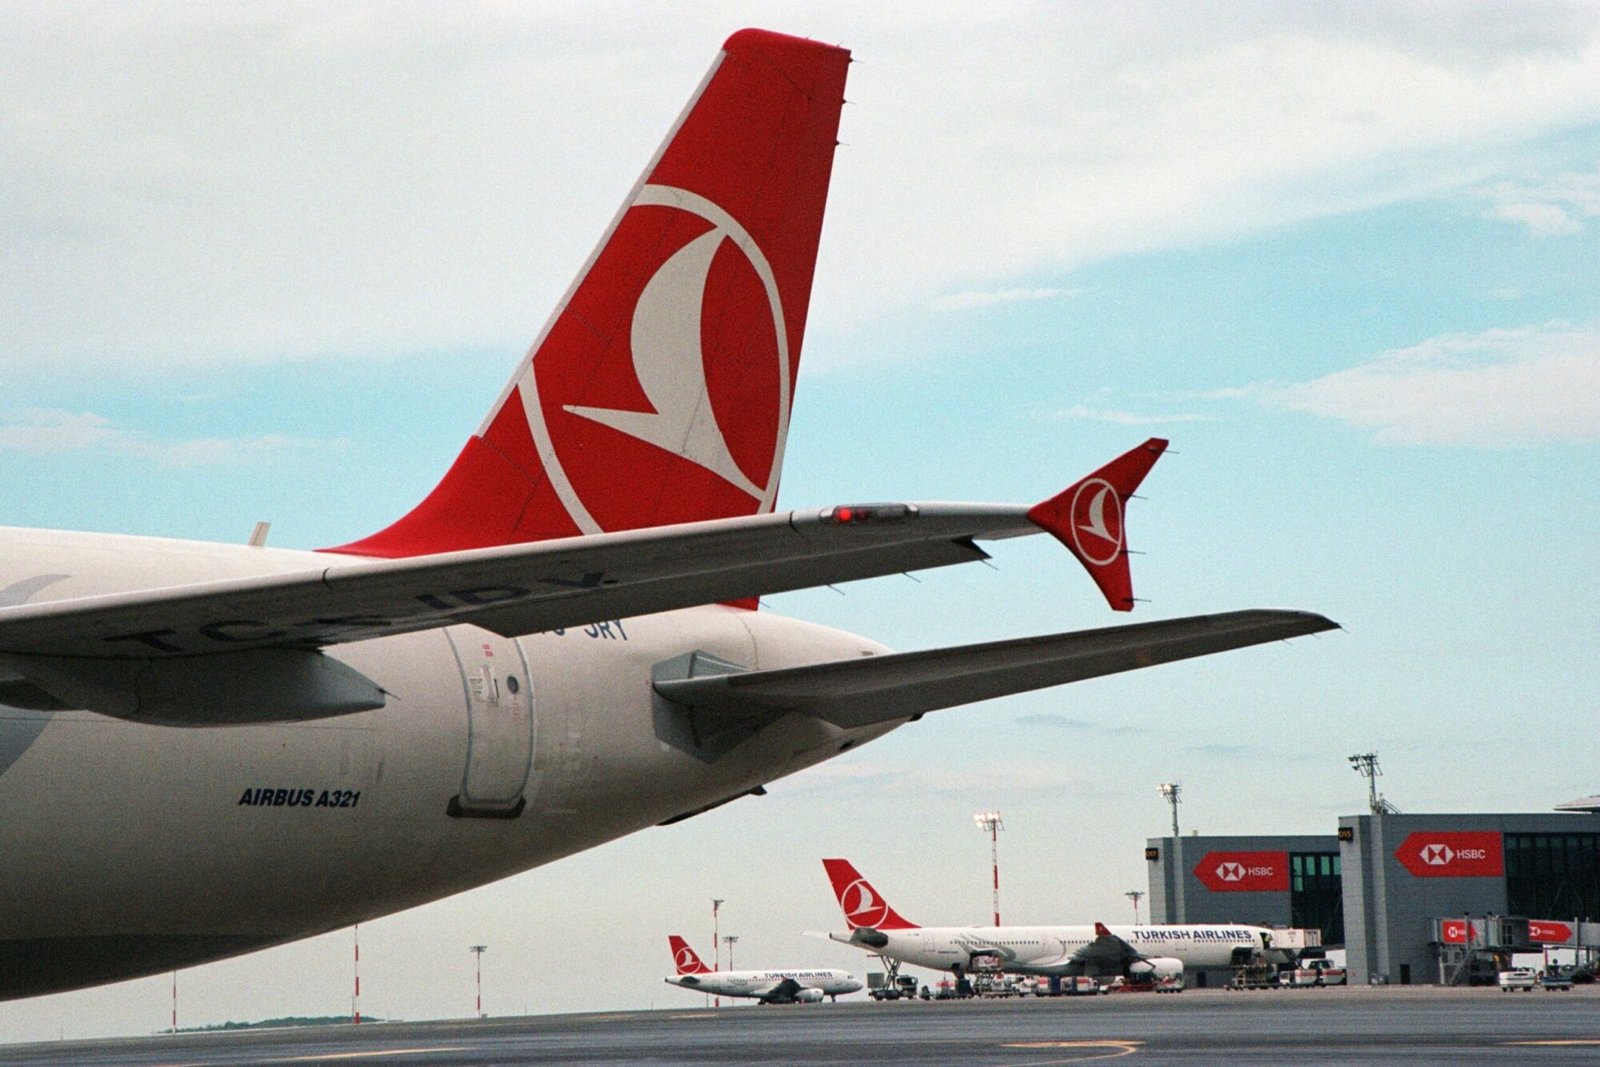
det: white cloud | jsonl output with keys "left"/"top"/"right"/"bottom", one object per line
{"left": 1481, "top": 161, "right": 1600, "bottom": 235}
{"left": 930, "top": 287, "right": 1075, "bottom": 312}
{"left": 1040, "top": 403, "right": 1212, "bottom": 427}
{"left": 0, "top": 408, "right": 344, "bottom": 466}
{"left": 2, "top": 5, "right": 1599, "bottom": 368}
{"left": 1239, "top": 323, "right": 1600, "bottom": 446}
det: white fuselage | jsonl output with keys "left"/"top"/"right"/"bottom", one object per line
{"left": 849, "top": 924, "right": 1273, "bottom": 977}
{"left": 0, "top": 528, "right": 895, "bottom": 999}
{"left": 666, "top": 968, "right": 862, "bottom": 1000}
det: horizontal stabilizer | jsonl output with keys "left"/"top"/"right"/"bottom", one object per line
{"left": 654, "top": 610, "right": 1336, "bottom": 728}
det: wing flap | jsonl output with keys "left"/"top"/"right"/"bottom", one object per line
{"left": 654, "top": 610, "right": 1337, "bottom": 728}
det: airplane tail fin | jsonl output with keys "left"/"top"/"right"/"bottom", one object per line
{"left": 821, "top": 858, "right": 919, "bottom": 931}
{"left": 669, "top": 934, "right": 714, "bottom": 975}
{"left": 325, "top": 30, "right": 851, "bottom": 558}
{"left": 1027, "top": 438, "right": 1168, "bottom": 611}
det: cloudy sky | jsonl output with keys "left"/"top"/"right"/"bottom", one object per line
{"left": 3, "top": 0, "right": 1599, "bottom": 1041}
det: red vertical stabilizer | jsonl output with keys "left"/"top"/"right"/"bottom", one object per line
{"left": 326, "top": 30, "right": 851, "bottom": 559}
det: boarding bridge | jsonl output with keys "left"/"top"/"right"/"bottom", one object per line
{"left": 1430, "top": 917, "right": 1600, "bottom": 985}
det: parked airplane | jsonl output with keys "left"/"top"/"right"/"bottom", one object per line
{"left": 822, "top": 859, "right": 1289, "bottom": 981}
{"left": 0, "top": 28, "right": 1333, "bottom": 1001}
{"left": 664, "top": 936, "right": 860, "bottom": 1003}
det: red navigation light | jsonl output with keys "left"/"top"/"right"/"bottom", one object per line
{"left": 835, "top": 506, "right": 855, "bottom": 523}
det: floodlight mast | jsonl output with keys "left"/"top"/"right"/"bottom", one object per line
{"left": 469, "top": 945, "right": 486, "bottom": 1018}
{"left": 1157, "top": 782, "right": 1181, "bottom": 838}
{"left": 973, "top": 811, "right": 1004, "bottom": 926}
{"left": 1349, "top": 752, "right": 1399, "bottom": 815}
{"left": 1158, "top": 782, "right": 1183, "bottom": 923}
{"left": 1126, "top": 890, "right": 1144, "bottom": 924}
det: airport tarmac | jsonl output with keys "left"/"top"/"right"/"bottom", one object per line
{"left": 5, "top": 985, "right": 1600, "bottom": 1066}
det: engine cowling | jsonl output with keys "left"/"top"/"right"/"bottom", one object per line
{"left": 795, "top": 988, "right": 825, "bottom": 1003}
{"left": 1128, "top": 957, "right": 1183, "bottom": 980}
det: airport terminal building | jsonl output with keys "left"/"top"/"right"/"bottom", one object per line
{"left": 1147, "top": 811, "right": 1600, "bottom": 984}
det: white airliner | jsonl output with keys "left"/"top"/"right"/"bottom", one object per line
{"left": 664, "top": 936, "right": 860, "bottom": 1003}
{"left": 822, "top": 859, "right": 1288, "bottom": 982}
{"left": 0, "top": 29, "right": 1332, "bottom": 1001}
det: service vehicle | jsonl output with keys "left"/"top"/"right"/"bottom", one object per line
{"left": 1499, "top": 967, "right": 1538, "bottom": 992}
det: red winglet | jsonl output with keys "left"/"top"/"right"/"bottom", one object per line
{"left": 1026, "top": 438, "right": 1168, "bottom": 612}
{"left": 1094, "top": 921, "right": 1113, "bottom": 937}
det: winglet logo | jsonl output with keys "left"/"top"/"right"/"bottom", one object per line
{"left": 520, "top": 185, "right": 791, "bottom": 536}
{"left": 1068, "top": 479, "right": 1124, "bottom": 567}
{"left": 1396, "top": 832, "right": 1502, "bottom": 878}
{"left": 842, "top": 879, "right": 891, "bottom": 929}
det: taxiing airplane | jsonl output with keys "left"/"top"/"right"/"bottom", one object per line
{"left": 0, "top": 28, "right": 1333, "bottom": 1000}
{"left": 665, "top": 936, "right": 860, "bottom": 1003}
{"left": 822, "top": 859, "right": 1290, "bottom": 981}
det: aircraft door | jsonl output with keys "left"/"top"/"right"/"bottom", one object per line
{"left": 446, "top": 629, "right": 534, "bottom": 818}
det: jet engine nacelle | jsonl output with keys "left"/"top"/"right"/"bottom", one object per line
{"left": 795, "top": 988, "right": 825, "bottom": 1003}
{"left": 1129, "top": 957, "right": 1183, "bottom": 980}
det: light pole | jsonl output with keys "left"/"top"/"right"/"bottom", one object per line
{"left": 353, "top": 924, "right": 361, "bottom": 1025}
{"left": 722, "top": 934, "right": 739, "bottom": 971}
{"left": 1126, "top": 890, "right": 1144, "bottom": 925}
{"left": 1158, "top": 783, "right": 1183, "bottom": 923}
{"left": 711, "top": 898, "right": 724, "bottom": 1008}
{"left": 973, "top": 811, "right": 1004, "bottom": 926}
{"left": 470, "top": 945, "right": 487, "bottom": 1018}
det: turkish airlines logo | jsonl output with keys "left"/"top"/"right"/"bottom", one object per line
{"left": 1396, "top": 832, "right": 1502, "bottom": 878}
{"left": 841, "top": 878, "right": 891, "bottom": 929}
{"left": 1216, "top": 862, "right": 1246, "bottom": 883}
{"left": 1068, "top": 478, "right": 1124, "bottom": 566}
{"left": 519, "top": 185, "right": 791, "bottom": 534}
{"left": 675, "top": 946, "right": 698, "bottom": 971}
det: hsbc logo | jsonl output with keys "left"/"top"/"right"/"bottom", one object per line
{"left": 1420, "top": 843, "right": 1454, "bottom": 866}
{"left": 1195, "top": 851, "right": 1288, "bottom": 892}
{"left": 1397, "top": 832, "right": 1503, "bottom": 878}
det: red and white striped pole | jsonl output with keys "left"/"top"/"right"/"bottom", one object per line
{"left": 353, "top": 924, "right": 361, "bottom": 1025}
{"left": 470, "top": 945, "right": 487, "bottom": 1018}
{"left": 974, "top": 811, "right": 1004, "bottom": 926}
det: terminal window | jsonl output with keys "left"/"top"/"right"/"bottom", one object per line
{"left": 1290, "top": 852, "right": 1344, "bottom": 946}
{"left": 1505, "top": 833, "right": 1600, "bottom": 920}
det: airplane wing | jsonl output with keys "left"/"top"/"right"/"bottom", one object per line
{"left": 0, "top": 502, "right": 1027, "bottom": 662}
{"left": 0, "top": 437, "right": 1170, "bottom": 663}
{"left": 653, "top": 610, "right": 1336, "bottom": 729}
{"left": 1069, "top": 924, "right": 1145, "bottom": 971}
{"left": 757, "top": 977, "right": 804, "bottom": 1004}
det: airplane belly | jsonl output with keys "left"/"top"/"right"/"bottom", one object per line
{"left": 0, "top": 607, "right": 890, "bottom": 999}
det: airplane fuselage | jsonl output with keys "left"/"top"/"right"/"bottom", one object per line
{"left": 843, "top": 923, "right": 1273, "bottom": 977}
{"left": 666, "top": 968, "right": 861, "bottom": 1001}
{"left": 0, "top": 528, "right": 894, "bottom": 999}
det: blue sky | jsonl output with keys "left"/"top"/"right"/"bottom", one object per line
{"left": 3, "top": 1, "right": 1599, "bottom": 1041}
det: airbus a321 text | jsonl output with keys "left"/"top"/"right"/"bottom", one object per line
{"left": 822, "top": 859, "right": 1293, "bottom": 982}
{"left": 0, "top": 29, "right": 1334, "bottom": 1000}
{"left": 664, "top": 936, "right": 860, "bottom": 1004}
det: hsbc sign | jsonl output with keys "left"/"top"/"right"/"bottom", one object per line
{"left": 1194, "top": 851, "right": 1288, "bottom": 893}
{"left": 1396, "top": 832, "right": 1503, "bottom": 878}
